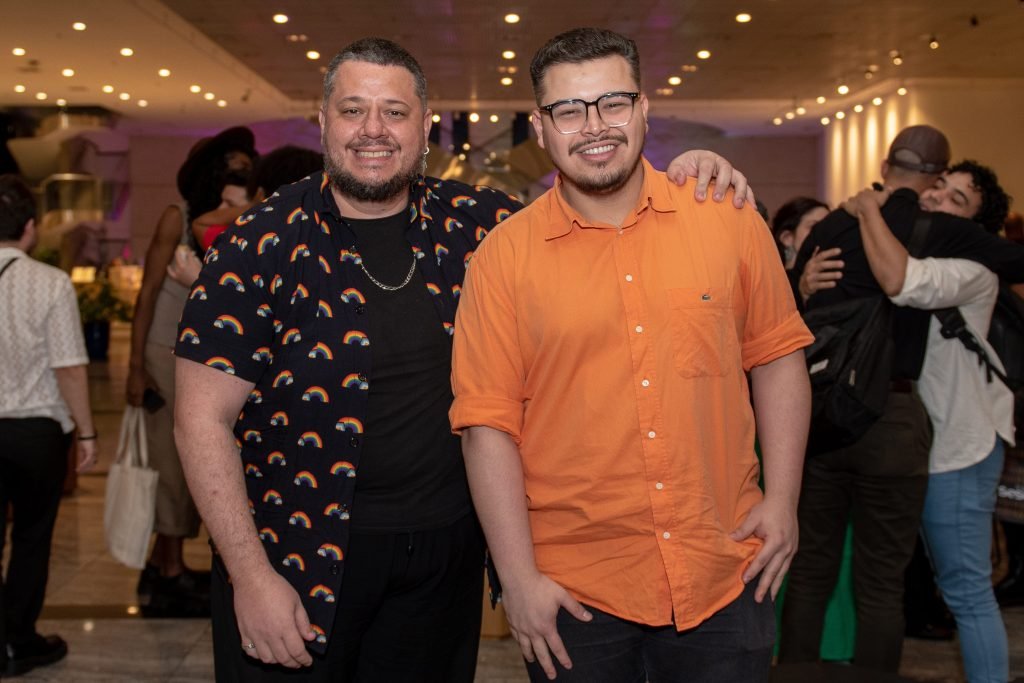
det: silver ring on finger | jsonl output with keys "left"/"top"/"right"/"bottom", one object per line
{"left": 243, "top": 642, "right": 257, "bottom": 651}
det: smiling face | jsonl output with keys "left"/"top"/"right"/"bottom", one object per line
{"left": 919, "top": 171, "right": 982, "bottom": 220}
{"left": 531, "top": 55, "right": 648, "bottom": 196}
{"left": 318, "top": 60, "right": 432, "bottom": 206}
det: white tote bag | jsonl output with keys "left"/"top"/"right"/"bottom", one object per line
{"left": 104, "top": 406, "right": 159, "bottom": 569}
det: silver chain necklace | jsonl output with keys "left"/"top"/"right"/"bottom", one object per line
{"left": 356, "top": 251, "right": 417, "bottom": 291}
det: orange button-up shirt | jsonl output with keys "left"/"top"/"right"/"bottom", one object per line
{"left": 451, "top": 158, "right": 812, "bottom": 630}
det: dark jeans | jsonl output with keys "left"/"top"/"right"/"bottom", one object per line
{"left": 525, "top": 579, "right": 775, "bottom": 683}
{"left": 0, "top": 418, "right": 71, "bottom": 650}
{"left": 780, "top": 391, "right": 932, "bottom": 672}
{"left": 211, "top": 511, "right": 485, "bottom": 682}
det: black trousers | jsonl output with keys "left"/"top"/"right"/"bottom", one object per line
{"left": 0, "top": 418, "right": 71, "bottom": 650}
{"left": 779, "top": 391, "right": 932, "bottom": 672}
{"left": 211, "top": 511, "right": 485, "bottom": 682}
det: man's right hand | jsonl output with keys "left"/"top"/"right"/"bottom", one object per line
{"left": 799, "top": 246, "right": 844, "bottom": 302}
{"left": 233, "top": 568, "right": 316, "bottom": 668}
{"left": 125, "top": 367, "right": 153, "bottom": 407}
{"left": 502, "top": 572, "right": 592, "bottom": 680}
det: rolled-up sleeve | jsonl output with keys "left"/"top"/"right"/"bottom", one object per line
{"left": 890, "top": 257, "right": 994, "bottom": 310}
{"left": 450, "top": 229, "right": 526, "bottom": 442}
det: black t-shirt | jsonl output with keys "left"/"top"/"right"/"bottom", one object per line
{"left": 795, "top": 188, "right": 1024, "bottom": 379}
{"left": 342, "top": 212, "right": 471, "bottom": 533}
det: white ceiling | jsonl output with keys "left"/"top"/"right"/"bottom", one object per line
{"left": 2, "top": 0, "right": 1023, "bottom": 136}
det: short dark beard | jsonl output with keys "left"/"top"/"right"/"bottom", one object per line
{"left": 561, "top": 153, "right": 642, "bottom": 195}
{"left": 321, "top": 133, "right": 421, "bottom": 203}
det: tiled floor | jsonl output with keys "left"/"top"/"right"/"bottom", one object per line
{"left": 7, "top": 324, "right": 1023, "bottom": 681}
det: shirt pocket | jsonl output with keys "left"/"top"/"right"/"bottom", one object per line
{"left": 666, "top": 287, "right": 739, "bottom": 378}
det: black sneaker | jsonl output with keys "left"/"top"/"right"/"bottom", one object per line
{"left": 136, "top": 563, "right": 160, "bottom": 605}
{"left": 141, "top": 571, "right": 211, "bottom": 618}
{"left": 4, "top": 634, "right": 68, "bottom": 677}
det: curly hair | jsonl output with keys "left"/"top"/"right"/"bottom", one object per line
{"left": 948, "top": 160, "right": 1012, "bottom": 234}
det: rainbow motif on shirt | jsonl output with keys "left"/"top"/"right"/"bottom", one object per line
{"left": 243, "top": 429, "right": 262, "bottom": 443}
{"left": 324, "top": 502, "right": 350, "bottom": 520}
{"left": 302, "top": 386, "right": 329, "bottom": 403}
{"left": 259, "top": 528, "right": 279, "bottom": 543}
{"left": 204, "top": 357, "right": 235, "bottom": 374}
{"left": 244, "top": 464, "right": 263, "bottom": 478}
{"left": 294, "top": 471, "right": 318, "bottom": 488}
{"left": 434, "top": 243, "right": 449, "bottom": 258}
{"left": 290, "top": 284, "right": 309, "bottom": 304}
{"left": 308, "top": 342, "right": 333, "bottom": 360}
{"left": 335, "top": 417, "right": 363, "bottom": 434}
{"left": 286, "top": 208, "right": 307, "bottom": 225}
{"left": 289, "top": 511, "right": 312, "bottom": 528}
{"left": 451, "top": 195, "right": 478, "bottom": 207}
{"left": 318, "top": 255, "right": 332, "bottom": 273}
{"left": 317, "top": 300, "right": 334, "bottom": 318}
{"left": 475, "top": 226, "right": 489, "bottom": 241}
{"left": 189, "top": 285, "right": 207, "bottom": 301}
{"left": 218, "top": 272, "right": 245, "bottom": 292}
{"left": 340, "top": 249, "right": 362, "bottom": 265}
{"left": 309, "top": 585, "right": 336, "bottom": 603}
{"left": 463, "top": 250, "right": 474, "bottom": 267}
{"left": 213, "top": 314, "right": 244, "bottom": 334}
{"left": 272, "top": 370, "right": 294, "bottom": 387}
{"left": 290, "top": 244, "right": 311, "bottom": 262}
{"left": 311, "top": 625, "right": 327, "bottom": 645}
{"left": 251, "top": 347, "right": 272, "bottom": 362}
{"left": 411, "top": 245, "right": 425, "bottom": 260}
{"left": 282, "top": 553, "right": 305, "bottom": 570}
{"left": 282, "top": 328, "right": 302, "bottom": 345}
{"left": 269, "top": 411, "right": 289, "bottom": 427}
{"left": 320, "top": 174, "right": 330, "bottom": 192}
{"left": 270, "top": 275, "right": 284, "bottom": 294}
{"left": 257, "top": 232, "right": 280, "bottom": 254}
{"left": 317, "top": 543, "right": 343, "bottom": 560}
{"left": 247, "top": 389, "right": 263, "bottom": 404}
{"left": 343, "top": 330, "right": 369, "bottom": 346}
{"left": 420, "top": 201, "right": 433, "bottom": 222}
{"left": 425, "top": 282, "right": 441, "bottom": 296}
{"left": 451, "top": 284, "right": 461, "bottom": 298}
{"left": 408, "top": 202, "right": 418, "bottom": 222}
{"left": 495, "top": 207, "right": 512, "bottom": 223}
{"left": 251, "top": 274, "right": 265, "bottom": 288}
{"left": 297, "top": 432, "right": 323, "bottom": 448}
{"left": 229, "top": 235, "right": 248, "bottom": 251}
{"left": 262, "top": 489, "right": 283, "bottom": 505}
{"left": 340, "top": 288, "right": 366, "bottom": 305}
{"left": 342, "top": 373, "right": 368, "bottom": 390}
{"left": 178, "top": 328, "right": 200, "bottom": 344}
{"left": 235, "top": 212, "right": 255, "bottom": 226}
{"left": 267, "top": 451, "right": 286, "bottom": 466}
{"left": 204, "top": 248, "right": 219, "bottom": 264}
{"left": 256, "top": 303, "right": 272, "bottom": 318}
{"left": 319, "top": 217, "right": 331, "bottom": 235}
{"left": 331, "top": 461, "right": 356, "bottom": 478}
{"left": 443, "top": 217, "right": 462, "bottom": 233}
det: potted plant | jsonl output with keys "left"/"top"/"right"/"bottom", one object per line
{"left": 76, "top": 275, "right": 132, "bottom": 360}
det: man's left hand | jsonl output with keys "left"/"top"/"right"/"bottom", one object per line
{"left": 729, "top": 496, "right": 798, "bottom": 602}
{"left": 665, "top": 150, "right": 755, "bottom": 208}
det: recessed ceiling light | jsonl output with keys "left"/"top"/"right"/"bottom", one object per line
{"left": 13, "top": 85, "right": 25, "bottom": 93}
{"left": 502, "top": 50, "right": 516, "bottom": 60}
{"left": 872, "top": 96, "right": 883, "bottom": 105}
{"left": 306, "top": 50, "right": 320, "bottom": 60}
{"left": 120, "top": 47, "right": 134, "bottom": 57}
{"left": 189, "top": 84, "right": 201, "bottom": 93}
{"left": 217, "top": 99, "right": 227, "bottom": 107}
{"left": 837, "top": 84, "right": 849, "bottom": 95}
{"left": 273, "top": 13, "right": 289, "bottom": 24}
{"left": 158, "top": 68, "right": 171, "bottom": 77}
{"left": 35, "top": 92, "right": 47, "bottom": 100}
{"left": 655, "top": 88, "right": 674, "bottom": 96}
{"left": 56, "top": 98, "right": 67, "bottom": 106}
{"left": 137, "top": 99, "right": 148, "bottom": 108}
{"left": 668, "top": 76, "right": 682, "bottom": 86}
{"left": 504, "top": 13, "right": 520, "bottom": 24}
{"left": 820, "top": 117, "right": 830, "bottom": 125}
{"left": 735, "top": 13, "right": 752, "bottom": 23}
{"left": 795, "top": 106, "right": 806, "bottom": 115}
{"left": 286, "top": 34, "right": 308, "bottom": 42}
{"left": 772, "top": 117, "right": 783, "bottom": 126}
{"left": 490, "top": 114, "right": 499, "bottom": 123}
{"left": 61, "top": 68, "right": 75, "bottom": 77}
{"left": 835, "top": 111, "right": 846, "bottom": 119}
{"left": 816, "top": 96, "right": 826, "bottom": 104}
{"left": 469, "top": 112, "right": 480, "bottom": 123}
{"left": 118, "top": 92, "right": 130, "bottom": 100}
{"left": 681, "top": 65, "right": 698, "bottom": 73}
{"left": 696, "top": 50, "right": 711, "bottom": 60}
{"left": 12, "top": 47, "right": 25, "bottom": 56}
{"left": 893, "top": 56, "right": 904, "bottom": 66}
{"left": 853, "top": 104, "right": 864, "bottom": 112}
{"left": 897, "top": 87, "right": 908, "bottom": 96}
{"left": 102, "top": 85, "right": 114, "bottom": 93}
{"left": 500, "top": 77, "right": 513, "bottom": 86}
{"left": 462, "top": 142, "right": 471, "bottom": 151}
{"left": 431, "top": 113, "right": 441, "bottom": 123}
{"left": 72, "top": 21, "right": 86, "bottom": 31}
{"left": 785, "top": 111, "right": 795, "bottom": 120}
{"left": 507, "top": 65, "right": 518, "bottom": 74}
{"left": 458, "top": 153, "right": 467, "bottom": 161}
{"left": 929, "top": 36, "right": 939, "bottom": 50}
{"left": 204, "top": 92, "right": 215, "bottom": 100}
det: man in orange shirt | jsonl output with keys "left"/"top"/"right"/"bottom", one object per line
{"left": 451, "top": 28, "right": 813, "bottom": 682}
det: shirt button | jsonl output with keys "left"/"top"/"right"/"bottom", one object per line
{"left": 349, "top": 436, "right": 359, "bottom": 447}
{"left": 648, "top": 431, "right": 656, "bottom": 439}
{"left": 655, "top": 482, "right": 664, "bottom": 490}
{"left": 329, "top": 563, "right": 340, "bottom": 576}
{"left": 635, "top": 325, "right": 643, "bottom": 334}
{"left": 662, "top": 531, "right": 671, "bottom": 540}
{"left": 356, "top": 305, "right": 366, "bottom": 315}
{"left": 625, "top": 274, "right": 633, "bottom": 282}
{"left": 641, "top": 379, "right": 650, "bottom": 387}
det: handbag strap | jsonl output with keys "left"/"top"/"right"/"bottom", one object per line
{"left": 116, "top": 406, "right": 151, "bottom": 468}
{"left": 0, "top": 258, "right": 16, "bottom": 281}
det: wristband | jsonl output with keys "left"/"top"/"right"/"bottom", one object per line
{"left": 77, "top": 433, "right": 98, "bottom": 441}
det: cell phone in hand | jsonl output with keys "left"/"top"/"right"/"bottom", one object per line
{"left": 142, "top": 387, "right": 166, "bottom": 413}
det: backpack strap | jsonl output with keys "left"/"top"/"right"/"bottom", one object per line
{"left": 906, "top": 212, "right": 932, "bottom": 258}
{"left": 934, "top": 306, "right": 1011, "bottom": 388}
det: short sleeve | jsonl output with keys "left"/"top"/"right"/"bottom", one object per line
{"left": 46, "top": 274, "right": 88, "bottom": 368}
{"left": 890, "top": 257, "right": 996, "bottom": 310}
{"left": 174, "top": 225, "right": 278, "bottom": 382}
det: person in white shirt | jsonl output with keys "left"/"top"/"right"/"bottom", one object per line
{"left": 0, "top": 174, "right": 97, "bottom": 677}
{"left": 844, "top": 160, "right": 1013, "bottom": 683}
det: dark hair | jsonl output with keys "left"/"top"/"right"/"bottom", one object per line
{"left": 529, "top": 28, "right": 641, "bottom": 104}
{"left": 0, "top": 174, "right": 36, "bottom": 241}
{"left": 948, "top": 159, "right": 1012, "bottom": 234}
{"left": 322, "top": 38, "right": 427, "bottom": 110}
{"left": 248, "top": 146, "right": 323, "bottom": 198}
{"left": 771, "top": 196, "right": 828, "bottom": 261}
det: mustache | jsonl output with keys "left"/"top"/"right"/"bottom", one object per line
{"left": 346, "top": 137, "right": 399, "bottom": 151}
{"left": 568, "top": 132, "right": 627, "bottom": 155}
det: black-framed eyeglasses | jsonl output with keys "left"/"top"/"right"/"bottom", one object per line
{"left": 539, "top": 92, "right": 640, "bottom": 135}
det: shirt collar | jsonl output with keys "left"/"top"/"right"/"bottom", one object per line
{"left": 319, "top": 171, "right": 424, "bottom": 225}
{"left": 547, "top": 157, "right": 676, "bottom": 240}
{"left": 0, "top": 246, "right": 26, "bottom": 259}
